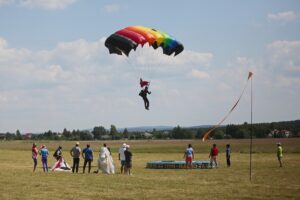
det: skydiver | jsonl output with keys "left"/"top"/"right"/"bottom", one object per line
{"left": 139, "top": 86, "right": 151, "bottom": 110}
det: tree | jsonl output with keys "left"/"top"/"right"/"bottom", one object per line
{"left": 16, "top": 130, "right": 22, "bottom": 140}
{"left": 62, "top": 128, "right": 71, "bottom": 139}
{"left": 123, "top": 128, "right": 129, "bottom": 139}
{"left": 92, "top": 126, "right": 107, "bottom": 140}
{"left": 110, "top": 125, "right": 118, "bottom": 140}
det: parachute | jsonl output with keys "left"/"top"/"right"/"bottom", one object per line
{"left": 105, "top": 26, "right": 184, "bottom": 57}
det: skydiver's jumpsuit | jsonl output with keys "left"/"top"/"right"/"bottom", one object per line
{"left": 139, "top": 87, "right": 151, "bottom": 110}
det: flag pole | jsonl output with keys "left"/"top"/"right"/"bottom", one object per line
{"left": 249, "top": 73, "right": 253, "bottom": 181}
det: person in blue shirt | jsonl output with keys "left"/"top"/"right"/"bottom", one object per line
{"left": 39, "top": 145, "right": 49, "bottom": 172}
{"left": 82, "top": 144, "right": 93, "bottom": 173}
{"left": 226, "top": 144, "right": 231, "bottom": 167}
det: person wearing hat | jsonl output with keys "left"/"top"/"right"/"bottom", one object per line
{"left": 39, "top": 145, "right": 49, "bottom": 172}
{"left": 118, "top": 143, "right": 127, "bottom": 174}
{"left": 124, "top": 145, "right": 132, "bottom": 175}
{"left": 32, "top": 143, "right": 38, "bottom": 172}
{"left": 70, "top": 142, "right": 81, "bottom": 173}
{"left": 277, "top": 143, "right": 283, "bottom": 167}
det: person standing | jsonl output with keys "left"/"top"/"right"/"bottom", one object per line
{"left": 277, "top": 143, "right": 283, "bottom": 167}
{"left": 70, "top": 142, "right": 81, "bottom": 173}
{"left": 97, "top": 143, "right": 115, "bottom": 174}
{"left": 53, "top": 146, "right": 62, "bottom": 161}
{"left": 39, "top": 145, "right": 49, "bottom": 172}
{"left": 82, "top": 144, "right": 93, "bottom": 173}
{"left": 183, "top": 144, "right": 194, "bottom": 169}
{"left": 209, "top": 144, "right": 219, "bottom": 168}
{"left": 118, "top": 143, "right": 127, "bottom": 174}
{"left": 32, "top": 143, "right": 38, "bottom": 172}
{"left": 226, "top": 144, "right": 231, "bottom": 167}
{"left": 124, "top": 145, "right": 132, "bottom": 175}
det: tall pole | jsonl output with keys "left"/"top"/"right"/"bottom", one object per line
{"left": 250, "top": 75, "right": 253, "bottom": 181}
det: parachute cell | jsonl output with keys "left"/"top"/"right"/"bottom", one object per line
{"left": 105, "top": 26, "right": 184, "bottom": 56}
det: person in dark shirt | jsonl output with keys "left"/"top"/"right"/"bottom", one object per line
{"left": 139, "top": 86, "right": 151, "bottom": 110}
{"left": 226, "top": 144, "right": 231, "bottom": 167}
{"left": 53, "top": 146, "right": 62, "bottom": 161}
{"left": 124, "top": 145, "right": 132, "bottom": 175}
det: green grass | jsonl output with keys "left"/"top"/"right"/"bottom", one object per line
{"left": 0, "top": 138, "right": 299, "bottom": 200}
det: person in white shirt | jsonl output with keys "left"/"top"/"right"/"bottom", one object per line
{"left": 118, "top": 143, "right": 127, "bottom": 174}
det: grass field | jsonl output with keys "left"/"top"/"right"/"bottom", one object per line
{"left": 0, "top": 138, "right": 299, "bottom": 200}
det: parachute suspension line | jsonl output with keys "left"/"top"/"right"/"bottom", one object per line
{"left": 201, "top": 72, "right": 253, "bottom": 142}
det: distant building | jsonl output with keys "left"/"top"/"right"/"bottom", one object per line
{"left": 143, "top": 132, "right": 153, "bottom": 139}
{"left": 268, "top": 129, "right": 291, "bottom": 138}
{"left": 23, "top": 133, "right": 32, "bottom": 140}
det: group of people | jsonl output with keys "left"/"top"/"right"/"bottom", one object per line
{"left": 31, "top": 142, "right": 133, "bottom": 175}
{"left": 183, "top": 143, "right": 227, "bottom": 169}
{"left": 32, "top": 141, "right": 284, "bottom": 173}
{"left": 184, "top": 142, "right": 283, "bottom": 169}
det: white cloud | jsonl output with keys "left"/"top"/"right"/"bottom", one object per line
{"left": 103, "top": 3, "right": 122, "bottom": 13}
{"left": 0, "top": 37, "right": 7, "bottom": 48}
{"left": 0, "top": 0, "right": 77, "bottom": 9}
{"left": 267, "top": 40, "right": 300, "bottom": 74}
{"left": 188, "top": 69, "right": 210, "bottom": 79}
{"left": 268, "top": 11, "right": 298, "bottom": 22}
{"left": 0, "top": 0, "right": 13, "bottom": 7}
{"left": 131, "top": 48, "right": 213, "bottom": 66}
{"left": 0, "top": 36, "right": 216, "bottom": 132}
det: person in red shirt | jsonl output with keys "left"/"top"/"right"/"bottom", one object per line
{"left": 209, "top": 143, "right": 219, "bottom": 168}
{"left": 32, "top": 143, "right": 38, "bottom": 172}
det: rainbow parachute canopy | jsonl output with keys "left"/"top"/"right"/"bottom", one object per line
{"left": 105, "top": 26, "right": 184, "bottom": 57}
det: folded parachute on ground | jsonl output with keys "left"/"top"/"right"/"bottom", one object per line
{"left": 51, "top": 157, "right": 71, "bottom": 172}
{"left": 105, "top": 26, "right": 184, "bottom": 56}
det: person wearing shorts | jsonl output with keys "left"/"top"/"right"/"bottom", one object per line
{"left": 118, "top": 143, "right": 127, "bottom": 174}
{"left": 209, "top": 144, "right": 219, "bottom": 168}
{"left": 124, "top": 145, "right": 132, "bottom": 175}
{"left": 184, "top": 144, "right": 194, "bottom": 169}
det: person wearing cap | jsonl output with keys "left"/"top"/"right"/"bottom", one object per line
{"left": 39, "top": 145, "right": 49, "bottom": 172}
{"left": 277, "top": 143, "right": 283, "bottom": 167}
{"left": 32, "top": 143, "right": 38, "bottom": 172}
{"left": 118, "top": 143, "right": 127, "bottom": 174}
{"left": 82, "top": 144, "right": 93, "bottom": 173}
{"left": 70, "top": 142, "right": 81, "bottom": 173}
{"left": 53, "top": 145, "right": 62, "bottom": 161}
{"left": 124, "top": 145, "right": 132, "bottom": 175}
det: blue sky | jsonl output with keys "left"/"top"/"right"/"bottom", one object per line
{"left": 0, "top": 0, "right": 299, "bottom": 133}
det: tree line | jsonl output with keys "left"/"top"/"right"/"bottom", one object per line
{"left": 2, "top": 120, "right": 300, "bottom": 140}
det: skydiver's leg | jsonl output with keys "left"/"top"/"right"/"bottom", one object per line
{"left": 145, "top": 98, "right": 149, "bottom": 109}
{"left": 143, "top": 97, "right": 147, "bottom": 109}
